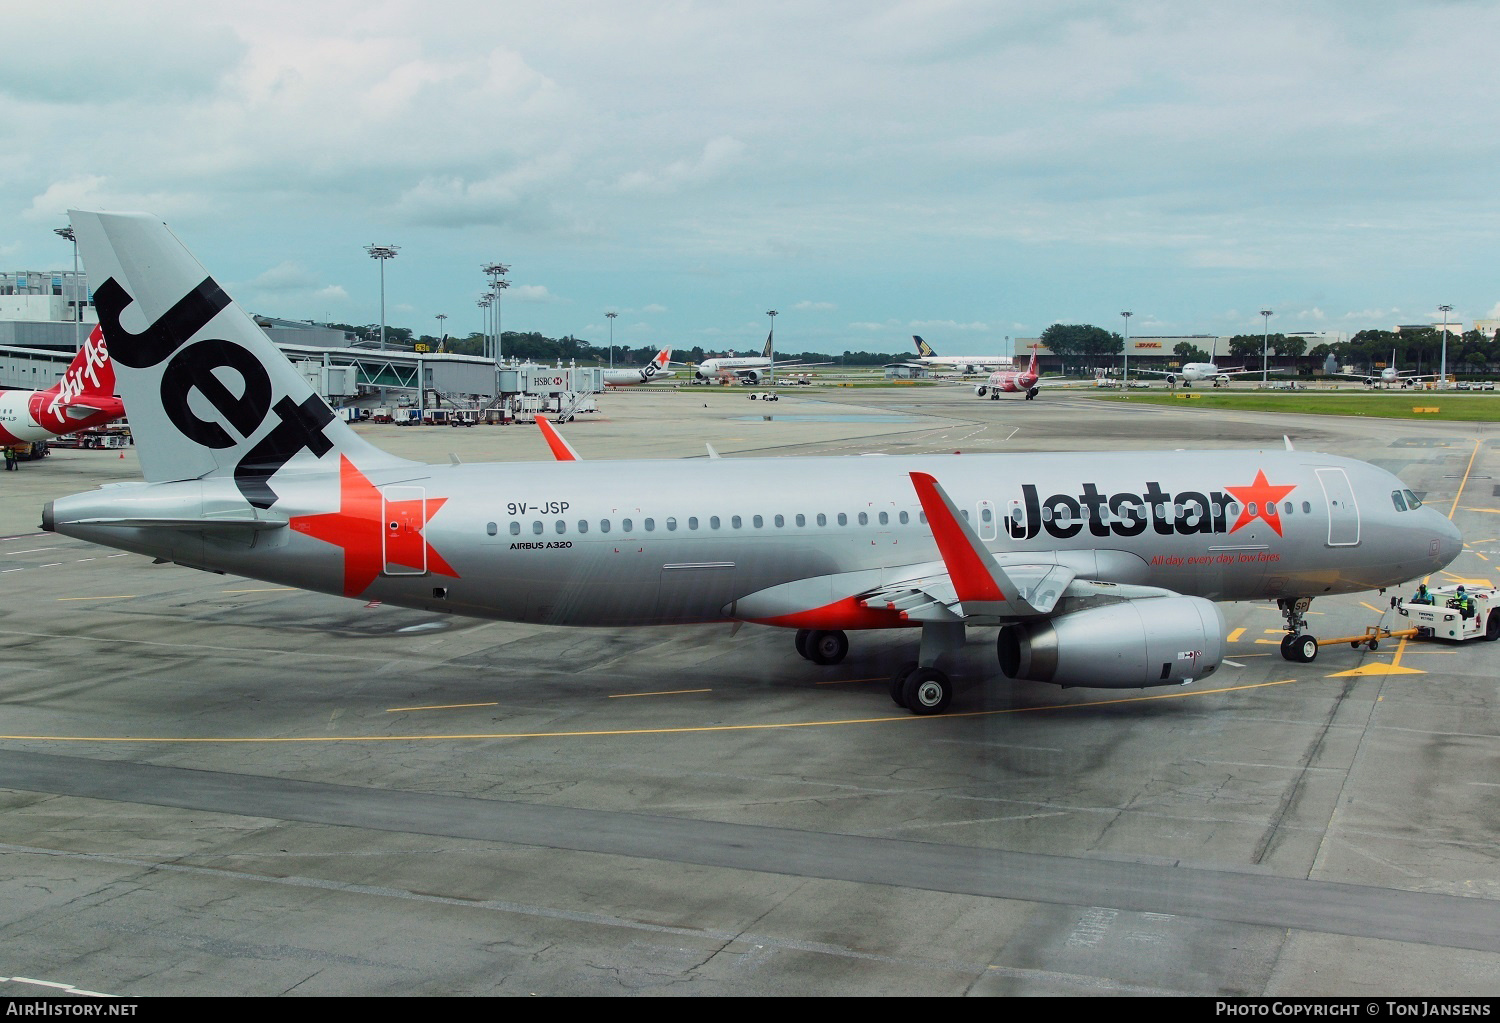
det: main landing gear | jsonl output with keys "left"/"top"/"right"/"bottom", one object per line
{"left": 1277, "top": 596, "right": 1318, "bottom": 663}
{"left": 793, "top": 622, "right": 965, "bottom": 715}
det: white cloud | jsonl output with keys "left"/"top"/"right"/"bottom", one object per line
{"left": 795, "top": 300, "right": 836, "bottom": 311}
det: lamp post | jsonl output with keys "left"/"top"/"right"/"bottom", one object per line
{"left": 1120, "top": 311, "right": 1132, "bottom": 387}
{"left": 54, "top": 226, "right": 80, "bottom": 349}
{"left": 482, "top": 262, "right": 510, "bottom": 361}
{"left": 766, "top": 309, "right": 777, "bottom": 386}
{"left": 1260, "top": 309, "right": 1273, "bottom": 387}
{"left": 1439, "top": 304, "right": 1452, "bottom": 389}
{"left": 435, "top": 313, "right": 446, "bottom": 352}
{"left": 606, "top": 311, "right": 617, "bottom": 370}
{"left": 364, "top": 244, "right": 399, "bottom": 351}
{"left": 477, "top": 295, "right": 492, "bottom": 360}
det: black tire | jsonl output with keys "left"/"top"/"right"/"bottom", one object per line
{"left": 1368, "top": 640, "right": 1379, "bottom": 651}
{"left": 794, "top": 629, "right": 812, "bottom": 660}
{"left": 889, "top": 661, "right": 918, "bottom": 708}
{"left": 1280, "top": 634, "right": 1297, "bottom": 660}
{"left": 902, "top": 668, "right": 952, "bottom": 715}
{"left": 1293, "top": 635, "right": 1318, "bottom": 663}
{"left": 807, "top": 630, "right": 849, "bottom": 665}
{"left": 1486, "top": 613, "right": 1500, "bottom": 642}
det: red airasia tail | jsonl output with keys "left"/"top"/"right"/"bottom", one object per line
{"left": 974, "top": 350, "right": 1051, "bottom": 400}
{"left": 0, "top": 326, "right": 124, "bottom": 447}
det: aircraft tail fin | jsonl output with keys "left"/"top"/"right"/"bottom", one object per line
{"left": 762, "top": 331, "right": 773, "bottom": 359}
{"left": 31, "top": 325, "right": 125, "bottom": 432}
{"left": 914, "top": 335, "right": 936, "bottom": 358}
{"left": 1026, "top": 349, "right": 1038, "bottom": 377}
{"left": 69, "top": 210, "right": 412, "bottom": 508}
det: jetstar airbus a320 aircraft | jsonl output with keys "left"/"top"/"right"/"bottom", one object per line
{"left": 0, "top": 325, "right": 123, "bottom": 449}
{"left": 45, "top": 211, "right": 1464, "bottom": 715}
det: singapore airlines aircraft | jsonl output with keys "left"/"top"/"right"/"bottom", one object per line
{"left": 601, "top": 348, "right": 675, "bottom": 387}
{"left": 46, "top": 211, "right": 1464, "bottom": 715}
{"left": 693, "top": 334, "right": 828, "bottom": 385}
{"left": 907, "top": 336, "right": 1013, "bottom": 375}
{"left": 0, "top": 325, "right": 124, "bottom": 449}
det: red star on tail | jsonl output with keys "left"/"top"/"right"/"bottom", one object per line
{"left": 1224, "top": 469, "right": 1297, "bottom": 537}
{"left": 289, "top": 456, "right": 458, "bottom": 596}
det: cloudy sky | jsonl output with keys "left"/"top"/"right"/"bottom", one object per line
{"left": 3, "top": 1, "right": 1497, "bottom": 356}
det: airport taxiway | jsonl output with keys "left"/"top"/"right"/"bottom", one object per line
{"left": 1, "top": 384, "right": 1497, "bottom": 996}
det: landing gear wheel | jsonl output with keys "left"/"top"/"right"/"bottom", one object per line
{"left": 1280, "top": 633, "right": 1317, "bottom": 662}
{"left": 889, "top": 661, "right": 918, "bottom": 708}
{"left": 902, "top": 667, "right": 952, "bottom": 715}
{"left": 806, "top": 629, "right": 849, "bottom": 665}
{"left": 794, "top": 629, "right": 812, "bottom": 660}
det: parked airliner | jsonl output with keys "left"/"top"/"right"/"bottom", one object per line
{"left": 45, "top": 211, "right": 1464, "bottom": 714}
{"left": 0, "top": 325, "right": 123, "bottom": 449}
{"left": 1334, "top": 350, "right": 1441, "bottom": 389}
{"left": 907, "top": 336, "right": 1013, "bottom": 376}
{"left": 694, "top": 335, "right": 826, "bottom": 385}
{"left": 602, "top": 348, "right": 674, "bottom": 387}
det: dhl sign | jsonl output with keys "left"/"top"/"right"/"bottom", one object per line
{"left": 1134, "top": 342, "right": 1163, "bottom": 349}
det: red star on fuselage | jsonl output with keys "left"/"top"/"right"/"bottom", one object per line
{"left": 289, "top": 455, "right": 458, "bottom": 596}
{"left": 1224, "top": 469, "right": 1297, "bottom": 537}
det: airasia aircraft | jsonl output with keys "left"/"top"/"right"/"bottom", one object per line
{"left": 44, "top": 211, "right": 1464, "bottom": 715}
{"left": 972, "top": 350, "right": 1058, "bottom": 400}
{"left": 0, "top": 325, "right": 123, "bottom": 450}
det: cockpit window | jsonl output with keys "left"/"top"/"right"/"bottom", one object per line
{"left": 1392, "top": 490, "right": 1407, "bottom": 512}
{"left": 1404, "top": 489, "right": 1423, "bottom": 509}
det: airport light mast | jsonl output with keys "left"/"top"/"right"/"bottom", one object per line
{"left": 477, "top": 295, "right": 492, "bottom": 360}
{"left": 766, "top": 309, "right": 777, "bottom": 386}
{"left": 1261, "top": 309, "right": 1273, "bottom": 386}
{"left": 1439, "top": 304, "right": 1452, "bottom": 389}
{"left": 482, "top": 262, "right": 510, "bottom": 361}
{"left": 606, "top": 310, "right": 617, "bottom": 370}
{"left": 1120, "top": 311, "right": 1131, "bottom": 388}
{"left": 54, "top": 226, "right": 80, "bottom": 350}
{"left": 365, "top": 244, "right": 399, "bottom": 351}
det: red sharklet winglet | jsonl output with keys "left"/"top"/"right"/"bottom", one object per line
{"left": 909, "top": 471, "right": 1009, "bottom": 607}
{"left": 536, "top": 416, "right": 581, "bottom": 461}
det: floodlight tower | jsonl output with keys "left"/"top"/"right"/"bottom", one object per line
{"left": 1439, "top": 304, "right": 1452, "bottom": 389}
{"left": 54, "top": 226, "right": 80, "bottom": 349}
{"left": 482, "top": 262, "right": 510, "bottom": 361}
{"left": 435, "top": 313, "right": 446, "bottom": 351}
{"left": 606, "top": 310, "right": 617, "bottom": 370}
{"left": 365, "top": 244, "right": 399, "bottom": 351}
{"left": 1261, "top": 309, "right": 1273, "bottom": 386}
{"left": 766, "top": 309, "right": 777, "bottom": 386}
{"left": 1120, "top": 311, "right": 1132, "bottom": 387}
{"left": 477, "top": 295, "right": 493, "bottom": 359}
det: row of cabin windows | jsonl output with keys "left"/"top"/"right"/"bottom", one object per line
{"left": 486, "top": 509, "right": 932, "bottom": 537}
{"left": 481, "top": 492, "right": 1418, "bottom": 538}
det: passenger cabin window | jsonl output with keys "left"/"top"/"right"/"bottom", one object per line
{"left": 643, "top": 517, "right": 654, "bottom": 531}
{"left": 688, "top": 516, "right": 699, "bottom": 530}
{"left": 816, "top": 513, "right": 827, "bottom": 526}
{"left": 709, "top": 516, "right": 720, "bottom": 529}
{"left": 837, "top": 513, "right": 848, "bottom": 526}
{"left": 666, "top": 517, "right": 677, "bottom": 531}
{"left": 1301, "top": 501, "right": 1311, "bottom": 514}
{"left": 601, "top": 519, "right": 611, "bottom": 533}
{"left": 878, "top": 512, "right": 888, "bottom": 525}
{"left": 486, "top": 522, "right": 498, "bottom": 536}
{"left": 509, "top": 522, "right": 520, "bottom": 536}
{"left": 774, "top": 514, "right": 784, "bottom": 527}
{"left": 577, "top": 520, "right": 588, "bottom": 534}
{"left": 796, "top": 514, "right": 806, "bottom": 527}
{"left": 858, "top": 512, "right": 868, "bottom": 525}
{"left": 899, "top": 511, "right": 909, "bottom": 524}
{"left": 555, "top": 520, "right": 566, "bottom": 534}
{"left": 532, "top": 521, "right": 544, "bottom": 535}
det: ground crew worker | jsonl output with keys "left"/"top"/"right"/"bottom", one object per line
{"left": 1453, "top": 586, "right": 1475, "bottom": 619}
{"left": 3, "top": 447, "right": 17, "bottom": 471}
{"left": 1410, "top": 583, "right": 1433, "bottom": 605}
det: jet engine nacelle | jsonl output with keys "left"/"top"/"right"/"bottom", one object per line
{"left": 996, "top": 596, "right": 1224, "bottom": 688}
{"left": 741, "top": 369, "right": 763, "bottom": 385}
{"left": 1165, "top": 373, "right": 1177, "bottom": 386}
{"left": 974, "top": 384, "right": 989, "bottom": 397}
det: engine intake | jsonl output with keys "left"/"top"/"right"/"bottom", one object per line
{"left": 997, "top": 596, "right": 1224, "bottom": 688}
